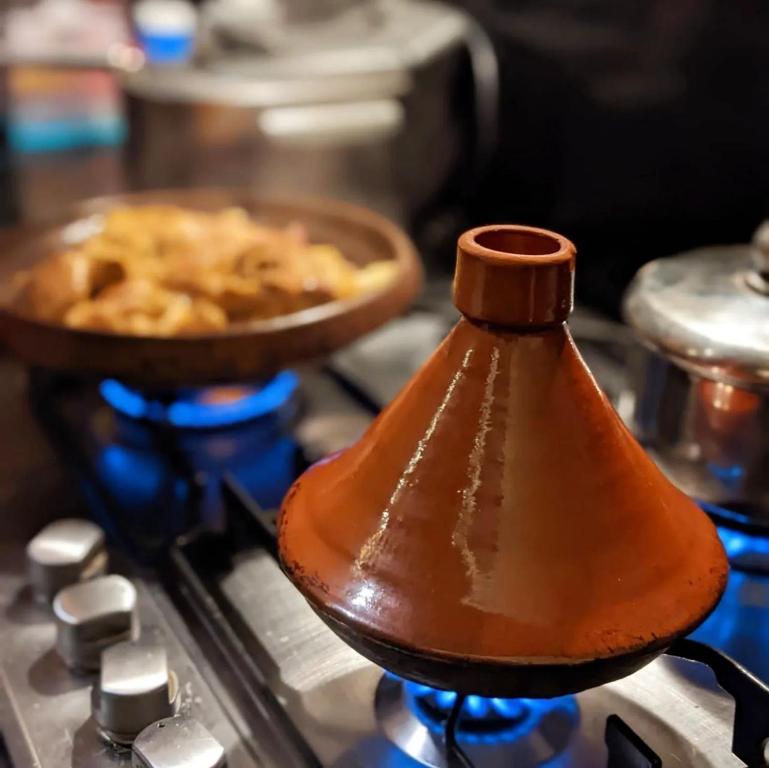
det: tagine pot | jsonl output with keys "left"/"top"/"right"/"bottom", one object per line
{"left": 278, "top": 224, "right": 728, "bottom": 698}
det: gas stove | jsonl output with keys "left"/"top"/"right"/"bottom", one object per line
{"left": 2, "top": 295, "right": 769, "bottom": 768}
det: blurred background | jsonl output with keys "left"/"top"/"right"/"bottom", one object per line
{"left": 2, "top": 0, "right": 769, "bottom": 315}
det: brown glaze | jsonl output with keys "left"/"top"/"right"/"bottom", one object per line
{"left": 0, "top": 189, "right": 422, "bottom": 387}
{"left": 279, "top": 224, "right": 728, "bottom": 696}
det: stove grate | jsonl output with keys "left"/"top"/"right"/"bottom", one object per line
{"left": 416, "top": 690, "right": 659, "bottom": 768}
{"left": 668, "top": 638, "right": 769, "bottom": 766}
{"left": 605, "top": 715, "right": 661, "bottom": 768}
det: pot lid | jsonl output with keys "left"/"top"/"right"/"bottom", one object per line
{"left": 120, "top": 1, "right": 467, "bottom": 107}
{"left": 279, "top": 224, "right": 727, "bottom": 697}
{"left": 623, "top": 222, "right": 769, "bottom": 387}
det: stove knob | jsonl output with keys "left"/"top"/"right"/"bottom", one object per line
{"left": 27, "top": 518, "right": 107, "bottom": 603}
{"left": 92, "top": 641, "right": 179, "bottom": 746}
{"left": 132, "top": 715, "right": 226, "bottom": 768}
{"left": 53, "top": 574, "right": 138, "bottom": 672}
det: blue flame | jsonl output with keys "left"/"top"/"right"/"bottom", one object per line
{"left": 698, "top": 500, "right": 769, "bottom": 572}
{"left": 692, "top": 566, "right": 769, "bottom": 683}
{"left": 399, "top": 677, "right": 578, "bottom": 744}
{"left": 690, "top": 501, "right": 769, "bottom": 683}
{"left": 99, "top": 444, "right": 165, "bottom": 503}
{"left": 718, "top": 526, "right": 769, "bottom": 564}
{"left": 100, "top": 372, "right": 298, "bottom": 429}
{"left": 706, "top": 462, "right": 745, "bottom": 491}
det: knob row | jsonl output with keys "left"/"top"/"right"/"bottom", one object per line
{"left": 27, "top": 518, "right": 225, "bottom": 767}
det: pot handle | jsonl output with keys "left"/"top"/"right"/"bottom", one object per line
{"left": 746, "top": 220, "right": 769, "bottom": 295}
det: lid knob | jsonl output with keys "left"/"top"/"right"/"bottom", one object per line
{"left": 752, "top": 220, "right": 769, "bottom": 274}
{"left": 453, "top": 225, "right": 576, "bottom": 326}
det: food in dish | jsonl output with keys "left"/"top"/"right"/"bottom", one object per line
{"left": 10, "top": 205, "right": 398, "bottom": 336}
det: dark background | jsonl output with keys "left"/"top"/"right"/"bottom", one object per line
{"left": 2, "top": 0, "right": 769, "bottom": 316}
{"left": 454, "top": 0, "right": 769, "bottom": 315}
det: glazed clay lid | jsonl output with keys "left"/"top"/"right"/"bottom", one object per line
{"left": 279, "top": 225, "right": 727, "bottom": 695}
{"left": 624, "top": 221, "right": 769, "bottom": 387}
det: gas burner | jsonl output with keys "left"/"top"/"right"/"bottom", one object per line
{"left": 402, "top": 678, "right": 577, "bottom": 740}
{"left": 406, "top": 682, "right": 526, "bottom": 734}
{"left": 100, "top": 371, "right": 299, "bottom": 429}
{"left": 376, "top": 674, "right": 578, "bottom": 767}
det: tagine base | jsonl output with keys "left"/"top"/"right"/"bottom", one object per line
{"left": 313, "top": 603, "right": 668, "bottom": 699}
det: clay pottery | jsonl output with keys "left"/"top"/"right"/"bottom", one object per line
{"left": 278, "top": 224, "right": 728, "bottom": 698}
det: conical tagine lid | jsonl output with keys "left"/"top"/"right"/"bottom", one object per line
{"left": 279, "top": 225, "right": 728, "bottom": 697}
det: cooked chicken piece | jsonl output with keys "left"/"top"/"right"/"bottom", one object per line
{"left": 64, "top": 279, "right": 227, "bottom": 335}
{"left": 354, "top": 260, "right": 399, "bottom": 295}
{"left": 300, "top": 245, "right": 360, "bottom": 299}
{"left": 12, "top": 251, "right": 95, "bottom": 321}
{"left": 11, "top": 205, "right": 396, "bottom": 336}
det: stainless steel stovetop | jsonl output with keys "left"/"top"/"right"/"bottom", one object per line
{"left": 1, "top": 291, "right": 769, "bottom": 768}
{"left": 0, "top": 528, "right": 755, "bottom": 768}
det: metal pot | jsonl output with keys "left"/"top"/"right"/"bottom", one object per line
{"left": 119, "top": 0, "right": 498, "bottom": 228}
{"left": 623, "top": 222, "right": 769, "bottom": 565}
